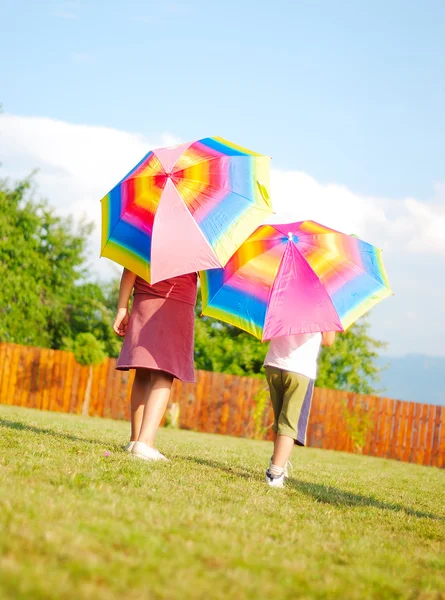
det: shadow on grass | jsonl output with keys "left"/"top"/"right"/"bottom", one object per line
{"left": 2, "top": 418, "right": 443, "bottom": 522}
{"left": 180, "top": 455, "right": 252, "bottom": 480}
{"left": 0, "top": 418, "right": 121, "bottom": 450}
{"left": 287, "top": 479, "right": 445, "bottom": 522}
{"left": 183, "top": 455, "right": 445, "bottom": 522}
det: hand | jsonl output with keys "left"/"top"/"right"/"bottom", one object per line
{"left": 321, "top": 331, "right": 336, "bottom": 347}
{"left": 113, "top": 308, "right": 130, "bottom": 337}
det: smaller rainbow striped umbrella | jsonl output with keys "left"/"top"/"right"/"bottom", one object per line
{"left": 100, "top": 137, "right": 272, "bottom": 284}
{"left": 200, "top": 220, "right": 392, "bottom": 340}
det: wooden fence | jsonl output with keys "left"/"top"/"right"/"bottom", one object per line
{"left": 0, "top": 342, "right": 444, "bottom": 468}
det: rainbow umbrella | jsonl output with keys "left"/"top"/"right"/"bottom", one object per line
{"left": 100, "top": 137, "right": 272, "bottom": 284}
{"left": 200, "top": 220, "right": 392, "bottom": 340}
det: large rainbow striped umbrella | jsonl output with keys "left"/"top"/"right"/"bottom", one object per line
{"left": 100, "top": 137, "right": 272, "bottom": 284}
{"left": 200, "top": 220, "right": 392, "bottom": 340}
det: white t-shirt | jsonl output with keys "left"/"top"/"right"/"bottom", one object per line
{"left": 264, "top": 333, "right": 322, "bottom": 380}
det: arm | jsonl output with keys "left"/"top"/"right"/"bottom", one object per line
{"left": 321, "top": 331, "right": 336, "bottom": 347}
{"left": 113, "top": 268, "right": 137, "bottom": 336}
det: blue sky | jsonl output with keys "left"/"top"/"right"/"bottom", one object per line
{"left": 1, "top": 0, "right": 445, "bottom": 357}
{"left": 2, "top": 0, "right": 445, "bottom": 198}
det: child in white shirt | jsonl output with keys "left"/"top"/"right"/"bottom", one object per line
{"left": 263, "top": 331, "right": 336, "bottom": 488}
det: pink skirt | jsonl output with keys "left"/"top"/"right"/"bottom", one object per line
{"left": 116, "top": 294, "right": 195, "bottom": 383}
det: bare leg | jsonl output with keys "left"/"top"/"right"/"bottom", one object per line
{"left": 137, "top": 371, "right": 173, "bottom": 448}
{"left": 272, "top": 434, "right": 295, "bottom": 468}
{"left": 129, "top": 369, "right": 153, "bottom": 441}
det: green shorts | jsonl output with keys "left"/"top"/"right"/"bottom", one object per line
{"left": 265, "top": 366, "right": 315, "bottom": 446}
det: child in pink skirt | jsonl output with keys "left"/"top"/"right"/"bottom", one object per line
{"left": 113, "top": 268, "right": 197, "bottom": 461}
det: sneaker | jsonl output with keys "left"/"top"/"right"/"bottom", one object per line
{"left": 131, "top": 441, "right": 168, "bottom": 462}
{"left": 123, "top": 441, "right": 136, "bottom": 453}
{"left": 265, "top": 469, "right": 285, "bottom": 488}
{"left": 269, "top": 457, "right": 293, "bottom": 478}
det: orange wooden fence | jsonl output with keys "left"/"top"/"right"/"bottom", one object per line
{"left": 0, "top": 342, "right": 444, "bottom": 468}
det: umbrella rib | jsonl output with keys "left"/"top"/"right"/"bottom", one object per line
{"left": 170, "top": 154, "right": 267, "bottom": 174}
{"left": 201, "top": 273, "right": 261, "bottom": 338}
{"left": 262, "top": 244, "right": 343, "bottom": 340}
{"left": 203, "top": 273, "right": 264, "bottom": 340}
{"left": 124, "top": 156, "right": 224, "bottom": 179}
{"left": 126, "top": 157, "right": 271, "bottom": 210}
{"left": 303, "top": 243, "right": 392, "bottom": 325}
{"left": 175, "top": 177, "right": 271, "bottom": 210}
{"left": 261, "top": 250, "right": 288, "bottom": 340}
{"left": 202, "top": 239, "right": 286, "bottom": 337}
{"left": 172, "top": 154, "right": 271, "bottom": 205}
{"left": 103, "top": 204, "right": 153, "bottom": 257}
{"left": 296, "top": 234, "right": 391, "bottom": 292}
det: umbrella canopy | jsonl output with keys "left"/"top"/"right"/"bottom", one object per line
{"left": 101, "top": 137, "right": 272, "bottom": 284}
{"left": 200, "top": 220, "right": 392, "bottom": 340}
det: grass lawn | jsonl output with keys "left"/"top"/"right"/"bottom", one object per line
{"left": 0, "top": 405, "right": 444, "bottom": 600}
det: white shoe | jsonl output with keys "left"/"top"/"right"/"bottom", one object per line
{"left": 269, "top": 458, "right": 292, "bottom": 478}
{"left": 123, "top": 441, "right": 135, "bottom": 453}
{"left": 131, "top": 441, "right": 168, "bottom": 462}
{"left": 265, "top": 469, "right": 285, "bottom": 488}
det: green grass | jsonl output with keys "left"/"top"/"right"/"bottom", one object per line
{"left": 0, "top": 405, "right": 444, "bottom": 600}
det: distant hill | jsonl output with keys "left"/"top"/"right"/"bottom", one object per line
{"left": 376, "top": 354, "right": 445, "bottom": 405}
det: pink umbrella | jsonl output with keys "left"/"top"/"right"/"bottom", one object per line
{"left": 200, "top": 220, "right": 392, "bottom": 340}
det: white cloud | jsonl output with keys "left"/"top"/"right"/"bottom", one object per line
{"left": 1, "top": 113, "right": 444, "bottom": 355}
{"left": 268, "top": 170, "right": 387, "bottom": 243}
{"left": 401, "top": 198, "right": 445, "bottom": 254}
{"left": 268, "top": 170, "right": 445, "bottom": 256}
{"left": 0, "top": 113, "right": 180, "bottom": 277}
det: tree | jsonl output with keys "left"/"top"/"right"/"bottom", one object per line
{"left": 0, "top": 177, "right": 91, "bottom": 347}
{"left": 195, "top": 316, "right": 268, "bottom": 376}
{"left": 66, "top": 280, "right": 122, "bottom": 358}
{"left": 194, "top": 295, "right": 268, "bottom": 377}
{"left": 0, "top": 176, "right": 121, "bottom": 356}
{"left": 316, "top": 318, "right": 386, "bottom": 394}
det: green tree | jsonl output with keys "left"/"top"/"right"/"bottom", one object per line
{"left": 66, "top": 280, "right": 122, "bottom": 358}
{"left": 195, "top": 317, "right": 268, "bottom": 376}
{"left": 0, "top": 177, "right": 90, "bottom": 347}
{"left": 0, "top": 176, "right": 121, "bottom": 356}
{"left": 316, "top": 319, "right": 386, "bottom": 394}
{"left": 194, "top": 296, "right": 267, "bottom": 377}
